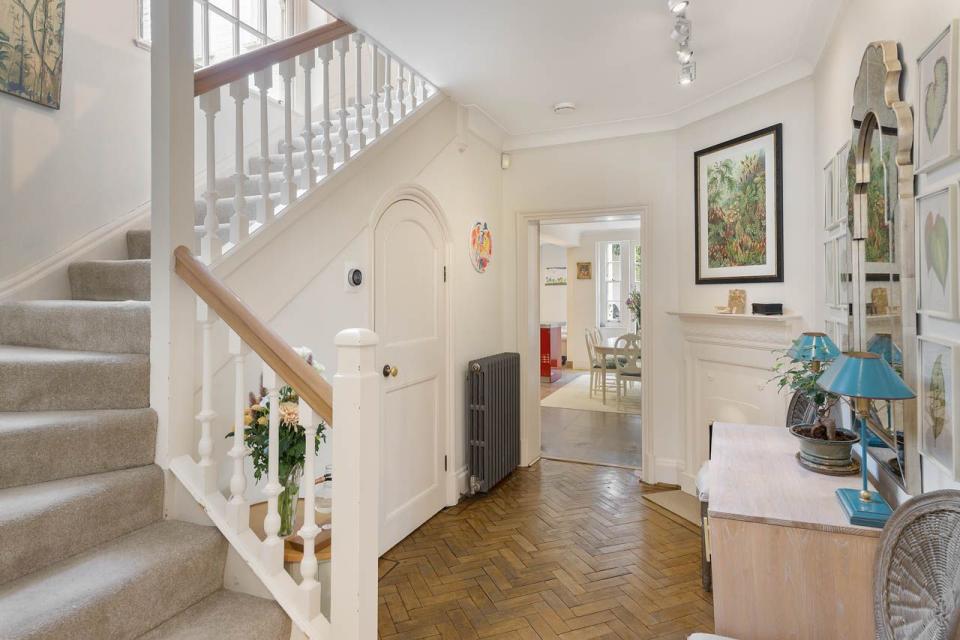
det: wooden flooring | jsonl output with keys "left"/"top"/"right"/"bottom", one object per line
{"left": 378, "top": 459, "right": 714, "bottom": 639}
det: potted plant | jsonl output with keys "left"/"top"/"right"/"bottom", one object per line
{"left": 626, "top": 289, "right": 641, "bottom": 335}
{"left": 772, "top": 333, "right": 860, "bottom": 474}
{"left": 228, "top": 347, "right": 327, "bottom": 536}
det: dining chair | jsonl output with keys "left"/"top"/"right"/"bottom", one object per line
{"left": 614, "top": 334, "right": 641, "bottom": 406}
{"left": 688, "top": 489, "right": 960, "bottom": 640}
{"left": 585, "top": 330, "right": 615, "bottom": 400}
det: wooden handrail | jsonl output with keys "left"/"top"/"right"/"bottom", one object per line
{"left": 194, "top": 20, "right": 356, "bottom": 96}
{"left": 174, "top": 246, "right": 334, "bottom": 425}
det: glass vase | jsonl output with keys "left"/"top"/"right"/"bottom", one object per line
{"left": 277, "top": 464, "right": 303, "bottom": 537}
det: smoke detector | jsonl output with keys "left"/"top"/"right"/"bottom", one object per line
{"left": 553, "top": 102, "right": 576, "bottom": 115}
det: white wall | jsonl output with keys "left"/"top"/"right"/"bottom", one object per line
{"left": 539, "top": 243, "right": 567, "bottom": 325}
{"left": 813, "top": 0, "right": 960, "bottom": 493}
{"left": 564, "top": 228, "right": 641, "bottom": 370}
{"left": 0, "top": 0, "right": 151, "bottom": 281}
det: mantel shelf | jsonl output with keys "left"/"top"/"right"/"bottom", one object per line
{"left": 667, "top": 311, "right": 802, "bottom": 322}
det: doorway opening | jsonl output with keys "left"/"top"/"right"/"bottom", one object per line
{"left": 527, "top": 211, "right": 646, "bottom": 470}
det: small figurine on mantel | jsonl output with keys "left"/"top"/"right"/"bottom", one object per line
{"left": 715, "top": 289, "right": 747, "bottom": 314}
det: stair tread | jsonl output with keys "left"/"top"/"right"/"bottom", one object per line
{"left": 0, "top": 343, "right": 149, "bottom": 362}
{"left": 0, "top": 409, "right": 157, "bottom": 489}
{"left": 0, "top": 465, "right": 163, "bottom": 584}
{"left": 0, "top": 300, "right": 150, "bottom": 354}
{"left": 136, "top": 590, "right": 291, "bottom": 640}
{"left": 0, "top": 520, "right": 226, "bottom": 640}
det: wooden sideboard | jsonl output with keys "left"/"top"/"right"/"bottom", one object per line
{"left": 708, "top": 423, "right": 881, "bottom": 640}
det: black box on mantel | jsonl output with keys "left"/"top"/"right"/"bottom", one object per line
{"left": 752, "top": 303, "right": 783, "bottom": 315}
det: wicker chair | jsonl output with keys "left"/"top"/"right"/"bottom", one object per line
{"left": 689, "top": 489, "right": 960, "bottom": 640}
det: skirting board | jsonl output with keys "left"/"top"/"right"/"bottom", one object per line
{"left": 654, "top": 457, "right": 684, "bottom": 487}
{"left": 0, "top": 202, "right": 150, "bottom": 302}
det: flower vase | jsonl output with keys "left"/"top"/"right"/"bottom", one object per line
{"left": 277, "top": 464, "right": 303, "bottom": 537}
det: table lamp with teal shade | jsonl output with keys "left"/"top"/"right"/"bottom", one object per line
{"left": 817, "top": 352, "right": 915, "bottom": 528}
{"left": 788, "top": 331, "right": 841, "bottom": 372}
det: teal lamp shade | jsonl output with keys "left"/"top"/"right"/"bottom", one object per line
{"left": 865, "top": 333, "right": 903, "bottom": 366}
{"left": 817, "top": 352, "right": 914, "bottom": 400}
{"left": 788, "top": 332, "right": 841, "bottom": 363}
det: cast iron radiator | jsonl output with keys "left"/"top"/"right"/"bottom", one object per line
{"left": 466, "top": 352, "right": 521, "bottom": 494}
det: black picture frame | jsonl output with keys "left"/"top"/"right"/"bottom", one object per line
{"left": 694, "top": 123, "right": 784, "bottom": 284}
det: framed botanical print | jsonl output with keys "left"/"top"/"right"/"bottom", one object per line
{"left": 694, "top": 124, "right": 784, "bottom": 284}
{"left": 576, "top": 262, "right": 592, "bottom": 280}
{"left": 823, "top": 158, "right": 836, "bottom": 229}
{"left": 917, "top": 185, "right": 959, "bottom": 319}
{"left": 837, "top": 141, "right": 852, "bottom": 232}
{"left": 916, "top": 20, "right": 959, "bottom": 173}
{"left": 918, "top": 336, "right": 960, "bottom": 479}
{"left": 0, "top": 0, "right": 66, "bottom": 109}
{"left": 824, "top": 238, "right": 837, "bottom": 305}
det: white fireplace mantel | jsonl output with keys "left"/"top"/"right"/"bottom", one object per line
{"left": 668, "top": 311, "right": 804, "bottom": 494}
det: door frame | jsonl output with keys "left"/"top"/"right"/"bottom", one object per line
{"left": 515, "top": 204, "right": 654, "bottom": 484}
{"left": 369, "top": 184, "right": 458, "bottom": 506}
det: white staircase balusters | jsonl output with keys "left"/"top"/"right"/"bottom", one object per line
{"left": 369, "top": 43, "right": 381, "bottom": 140}
{"left": 297, "top": 398, "right": 322, "bottom": 617}
{"left": 229, "top": 78, "right": 250, "bottom": 244}
{"left": 199, "top": 88, "right": 222, "bottom": 263}
{"left": 396, "top": 63, "right": 407, "bottom": 119}
{"left": 279, "top": 59, "right": 297, "bottom": 205}
{"left": 352, "top": 33, "right": 367, "bottom": 150}
{"left": 335, "top": 37, "right": 351, "bottom": 162}
{"left": 299, "top": 51, "right": 318, "bottom": 189}
{"left": 410, "top": 72, "right": 419, "bottom": 110}
{"left": 196, "top": 300, "right": 218, "bottom": 493}
{"left": 383, "top": 53, "right": 394, "bottom": 130}
{"left": 318, "top": 44, "right": 334, "bottom": 178}
{"left": 261, "top": 364, "right": 285, "bottom": 573}
{"left": 253, "top": 69, "right": 275, "bottom": 225}
{"left": 226, "top": 329, "right": 250, "bottom": 532}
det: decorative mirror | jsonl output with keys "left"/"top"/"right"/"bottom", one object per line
{"left": 844, "top": 41, "right": 920, "bottom": 495}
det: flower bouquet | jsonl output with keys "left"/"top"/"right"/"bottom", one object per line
{"left": 228, "top": 346, "right": 327, "bottom": 536}
{"left": 626, "top": 289, "right": 642, "bottom": 334}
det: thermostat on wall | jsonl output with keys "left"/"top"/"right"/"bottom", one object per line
{"left": 345, "top": 263, "right": 363, "bottom": 291}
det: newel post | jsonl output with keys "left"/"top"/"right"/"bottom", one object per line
{"left": 331, "top": 328, "right": 380, "bottom": 639}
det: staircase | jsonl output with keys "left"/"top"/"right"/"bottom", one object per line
{"left": 0, "top": 230, "right": 292, "bottom": 640}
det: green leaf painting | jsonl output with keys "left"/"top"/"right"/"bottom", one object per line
{"left": 925, "top": 56, "right": 949, "bottom": 143}
{"left": 925, "top": 211, "right": 950, "bottom": 291}
{"left": 846, "top": 137, "right": 893, "bottom": 263}
{"left": 0, "top": 0, "right": 65, "bottom": 109}
{"left": 706, "top": 151, "right": 767, "bottom": 268}
{"left": 930, "top": 353, "right": 947, "bottom": 442}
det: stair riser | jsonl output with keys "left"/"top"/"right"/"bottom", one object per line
{"left": 0, "top": 466, "right": 163, "bottom": 584}
{"left": 0, "top": 355, "right": 149, "bottom": 411}
{"left": 0, "top": 302, "right": 150, "bottom": 354}
{"left": 0, "top": 410, "right": 157, "bottom": 490}
{"left": 126, "top": 230, "right": 151, "bottom": 260}
{"left": 69, "top": 261, "right": 150, "bottom": 302}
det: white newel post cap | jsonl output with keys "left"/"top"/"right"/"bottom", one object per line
{"left": 335, "top": 328, "right": 379, "bottom": 348}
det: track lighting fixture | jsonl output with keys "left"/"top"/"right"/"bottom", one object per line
{"left": 669, "top": 2, "right": 695, "bottom": 85}
{"left": 679, "top": 61, "right": 696, "bottom": 86}
{"left": 667, "top": 0, "right": 689, "bottom": 16}
{"left": 676, "top": 47, "right": 693, "bottom": 64}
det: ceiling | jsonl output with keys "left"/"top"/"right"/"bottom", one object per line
{"left": 317, "top": 0, "right": 843, "bottom": 147}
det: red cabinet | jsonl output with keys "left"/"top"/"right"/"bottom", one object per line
{"left": 540, "top": 324, "right": 561, "bottom": 382}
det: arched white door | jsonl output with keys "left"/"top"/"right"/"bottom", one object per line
{"left": 374, "top": 198, "right": 447, "bottom": 554}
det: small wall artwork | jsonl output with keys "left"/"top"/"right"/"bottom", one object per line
{"left": 576, "top": 262, "right": 592, "bottom": 280}
{"left": 917, "top": 185, "right": 958, "bottom": 318}
{"left": 694, "top": 124, "right": 783, "bottom": 284}
{"left": 544, "top": 267, "right": 567, "bottom": 286}
{"left": 916, "top": 21, "right": 959, "bottom": 173}
{"left": 823, "top": 158, "right": 836, "bottom": 229}
{"left": 0, "top": 0, "right": 66, "bottom": 109}
{"left": 469, "top": 221, "right": 492, "bottom": 273}
{"left": 919, "top": 336, "right": 960, "bottom": 479}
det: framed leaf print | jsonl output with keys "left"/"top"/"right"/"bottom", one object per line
{"left": 0, "top": 0, "right": 66, "bottom": 109}
{"left": 917, "top": 185, "right": 959, "bottom": 319}
{"left": 695, "top": 124, "right": 783, "bottom": 284}
{"left": 916, "top": 21, "right": 959, "bottom": 173}
{"left": 823, "top": 158, "right": 836, "bottom": 229}
{"left": 918, "top": 336, "right": 960, "bottom": 479}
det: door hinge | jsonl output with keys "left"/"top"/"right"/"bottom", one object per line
{"left": 443, "top": 266, "right": 447, "bottom": 282}
{"left": 444, "top": 455, "right": 448, "bottom": 471}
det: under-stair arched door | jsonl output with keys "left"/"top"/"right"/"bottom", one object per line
{"left": 374, "top": 195, "right": 448, "bottom": 555}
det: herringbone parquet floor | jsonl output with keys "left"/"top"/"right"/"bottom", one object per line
{"left": 378, "top": 459, "right": 715, "bottom": 639}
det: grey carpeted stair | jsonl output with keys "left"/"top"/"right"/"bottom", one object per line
{"left": 0, "top": 465, "right": 163, "bottom": 584}
{"left": 136, "top": 590, "right": 291, "bottom": 640}
{"left": 0, "top": 300, "right": 150, "bottom": 354}
{"left": 0, "top": 345, "right": 149, "bottom": 411}
{"left": 69, "top": 259, "right": 150, "bottom": 301}
{"left": 126, "top": 229, "right": 151, "bottom": 260}
{"left": 0, "top": 521, "right": 227, "bottom": 640}
{"left": 0, "top": 409, "right": 157, "bottom": 490}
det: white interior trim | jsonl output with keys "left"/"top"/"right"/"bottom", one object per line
{"left": 515, "top": 205, "right": 654, "bottom": 484}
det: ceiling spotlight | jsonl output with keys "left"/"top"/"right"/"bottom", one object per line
{"left": 667, "top": 0, "right": 689, "bottom": 15}
{"left": 671, "top": 16, "right": 691, "bottom": 44}
{"left": 679, "top": 61, "right": 696, "bottom": 86}
{"left": 676, "top": 47, "right": 693, "bottom": 64}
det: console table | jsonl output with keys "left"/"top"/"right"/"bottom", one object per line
{"left": 708, "top": 422, "right": 880, "bottom": 639}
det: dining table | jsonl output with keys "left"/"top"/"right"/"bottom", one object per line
{"left": 593, "top": 335, "right": 640, "bottom": 404}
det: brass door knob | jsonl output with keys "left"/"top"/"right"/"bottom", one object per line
{"left": 382, "top": 364, "right": 398, "bottom": 378}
